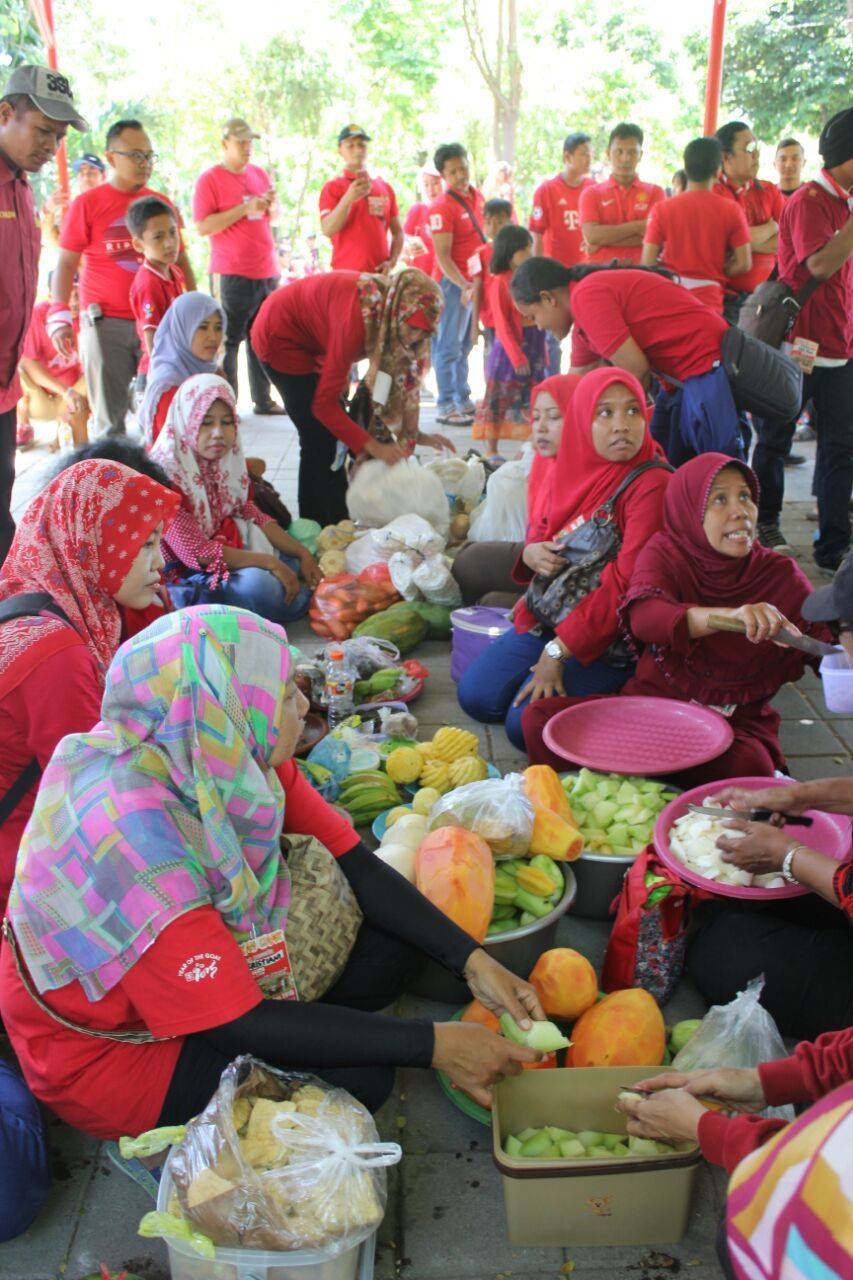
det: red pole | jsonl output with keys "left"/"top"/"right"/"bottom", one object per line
{"left": 703, "top": 0, "right": 727, "bottom": 136}
{"left": 28, "top": 0, "right": 70, "bottom": 200}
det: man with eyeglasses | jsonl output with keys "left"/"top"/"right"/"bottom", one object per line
{"left": 49, "top": 118, "right": 196, "bottom": 436}
{"left": 714, "top": 121, "right": 784, "bottom": 324}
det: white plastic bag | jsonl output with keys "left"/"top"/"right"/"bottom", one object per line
{"left": 347, "top": 458, "right": 450, "bottom": 535}
{"left": 388, "top": 550, "right": 423, "bottom": 601}
{"left": 344, "top": 531, "right": 390, "bottom": 575}
{"left": 411, "top": 554, "right": 462, "bottom": 608}
{"left": 467, "top": 447, "right": 533, "bottom": 542}
{"left": 428, "top": 773, "right": 535, "bottom": 858}
{"left": 671, "top": 976, "right": 794, "bottom": 1120}
{"left": 425, "top": 457, "right": 486, "bottom": 513}
{"left": 372, "top": 513, "right": 445, "bottom": 557}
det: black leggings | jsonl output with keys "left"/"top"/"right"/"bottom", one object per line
{"left": 687, "top": 894, "right": 853, "bottom": 1041}
{"left": 260, "top": 366, "right": 349, "bottom": 526}
{"left": 157, "top": 922, "right": 428, "bottom": 1122}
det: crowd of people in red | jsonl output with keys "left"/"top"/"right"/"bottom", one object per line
{"left": 0, "top": 57, "right": 851, "bottom": 1280}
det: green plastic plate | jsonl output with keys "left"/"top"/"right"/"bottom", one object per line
{"left": 435, "top": 1008, "right": 492, "bottom": 1127}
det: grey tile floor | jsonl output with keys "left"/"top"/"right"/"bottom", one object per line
{"left": 2, "top": 391, "right": 846, "bottom": 1279}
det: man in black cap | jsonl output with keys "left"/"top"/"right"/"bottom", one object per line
{"left": 318, "top": 125, "right": 402, "bottom": 272}
{"left": 752, "top": 107, "right": 853, "bottom": 572}
{"left": 801, "top": 548, "right": 853, "bottom": 660}
{"left": 0, "top": 63, "right": 87, "bottom": 564}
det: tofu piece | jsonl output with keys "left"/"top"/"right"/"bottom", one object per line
{"left": 239, "top": 1098, "right": 299, "bottom": 1170}
{"left": 232, "top": 1098, "right": 251, "bottom": 1133}
{"left": 187, "top": 1167, "right": 235, "bottom": 1209}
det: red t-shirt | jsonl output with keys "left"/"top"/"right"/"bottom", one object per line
{"left": 568, "top": 269, "right": 728, "bottom": 381}
{"left": 21, "top": 300, "right": 83, "bottom": 387}
{"left": 251, "top": 273, "right": 370, "bottom": 453}
{"left": 644, "top": 190, "right": 752, "bottom": 314}
{"left": 529, "top": 173, "right": 592, "bottom": 266}
{"left": 60, "top": 183, "right": 185, "bottom": 321}
{"left": 579, "top": 176, "right": 665, "bottom": 264}
{"left": 491, "top": 271, "right": 525, "bottom": 369}
{"left": 403, "top": 201, "right": 435, "bottom": 277}
{"left": 129, "top": 261, "right": 186, "bottom": 375}
{"left": 477, "top": 242, "right": 495, "bottom": 328}
{"left": 427, "top": 188, "right": 487, "bottom": 281}
{"left": 192, "top": 163, "right": 278, "bottom": 279}
{"left": 777, "top": 176, "right": 853, "bottom": 360}
{"left": 319, "top": 172, "right": 399, "bottom": 272}
{"left": 713, "top": 176, "right": 784, "bottom": 294}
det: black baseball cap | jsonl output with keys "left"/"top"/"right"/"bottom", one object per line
{"left": 338, "top": 124, "right": 371, "bottom": 144}
{"left": 72, "top": 152, "right": 104, "bottom": 173}
{"left": 802, "top": 550, "right": 853, "bottom": 623}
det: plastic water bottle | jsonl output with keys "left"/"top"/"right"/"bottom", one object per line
{"left": 325, "top": 648, "right": 355, "bottom": 729}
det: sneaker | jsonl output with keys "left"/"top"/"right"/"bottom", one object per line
{"left": 814, "top": 553, "right": 844, "bottom": 574}
{"left": 253, "top": 402, "right": 286, "bottom": 416}
{"left": 15, "top": 422, "right": 34, "bottom": 449}
{"left": 783, "top": 453, "right": 807, "bottom": 467}
{"left": 757, "top": 522, "right": 794, "bottom": 554}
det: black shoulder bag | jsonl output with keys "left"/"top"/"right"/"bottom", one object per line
{"left": 447, "top": 190, "right": 487, "bottom": 244}
{"left": 0, "top": 593, "right": 72, "bottom": 828}
{"left": 524, "top": 460, "right": 673, "bottom": 640}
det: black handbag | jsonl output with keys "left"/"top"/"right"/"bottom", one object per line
{"left": 738, "top": 273, "right": 822, "bottom": 349}
{"left": 720, "top": 325, "right": 803, "bottom": 422}
{"left": 524, "top": 460, "right": 672, "bottom": 641}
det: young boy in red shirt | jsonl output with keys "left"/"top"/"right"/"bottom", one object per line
{"left": 642, "top": 136, "right": 752, "bottom": 314}
{"left": 579, "top": 123, "right": 664, "bottom": 265}
{"left": 127, "top": 195, "right": 186, "bottom": 385}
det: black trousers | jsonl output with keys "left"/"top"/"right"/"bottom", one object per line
{"left": 687, "top": 894, "right": 853, "bottom": 1041}
{"left": 752, "top": 362, "right": 853, "bottom": 566}
{"left": 156, "top": 922, "right": 427, "bottom": 1122}
{"left": 219, "top": 274, "right": 278, "bottom": 411}
{"left": 261, "top": 365, "right": 350, "bottom": 525}
{"left": 0, "top": 408, "right": 16, "bottom": 568}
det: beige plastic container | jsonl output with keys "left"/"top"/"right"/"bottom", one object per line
{"left": 492, "top": 1066, "right": 701, "bottom": 1247}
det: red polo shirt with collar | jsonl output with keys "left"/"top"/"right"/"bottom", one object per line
{"left": 427, "top": 187, "right": 487, "bottom": 281}
{"left": 529, "top": 173, "right": 592, "bottom": 266}
{"left": 129, "top": 261, "right": 187, "bottom": 375}
{"left": 0, "top": 152, "right": 40, "bottom": 413}
{"left": 319, "top": 172, "right": 399, "bottom": 271}
{"left": 579, "top": 175, "right": 665, "bottom": 264}
{"left": 778, "top": 175, "right": 853, "bottom": 360}
{"left": 713, "top": 175, "right": 784, "bottom": 294}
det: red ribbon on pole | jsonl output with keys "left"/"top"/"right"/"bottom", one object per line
{"left": 28, "top": 0, "right": 70, "bottom": 201}
{"left": 703, "top": 0, "right": 728, "bottom": 137}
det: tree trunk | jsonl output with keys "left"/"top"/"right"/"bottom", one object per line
{"left": 463, "top": 0, "right": 522, "bottom": 167}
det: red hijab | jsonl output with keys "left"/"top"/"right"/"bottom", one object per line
{"left": 0, "top": 459, "right": 179, "bottom": 699}
{"left": 622, "top": 453, "right": 822, "bottom": 704}
{"left": 527, "top": 375, "right": 581, "bottom": 540}
{"left": 543, "top": 366, "right": 663, "bottom": 541}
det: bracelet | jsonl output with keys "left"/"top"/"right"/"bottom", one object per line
{"left": 781, "top": 844, "right": 807, "bottom": 884}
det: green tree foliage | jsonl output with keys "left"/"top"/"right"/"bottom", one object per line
{"left": 0, "top": 0, "right": 43, "bottom": 69}
{"left": 688, "top": 0, "right": 852, "bottom": 140}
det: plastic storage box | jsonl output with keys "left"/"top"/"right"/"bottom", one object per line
{"left": 156, "top": 1164, "right": 376, "bottom": 1280}
{"left": 492, "top": 1066, "right": 701, "bottom": 1247}
{"left": 820, "top": 651, "right": 853, "bottom": 713}
{"left": 450, "top": 606, "right": 512, "bottom": 682}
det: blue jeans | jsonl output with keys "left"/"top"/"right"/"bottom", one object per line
{"left": 432, "top": 277, "right": 473, "bottom": 414}
{"left": 457, "top": 627, "right": 630, "bottom": 751}
{"left": 168, "top": 555, "right": 312, "bottom": 625}
{"left": 0, "top": 1062, "right": 50, "bottom": 1242}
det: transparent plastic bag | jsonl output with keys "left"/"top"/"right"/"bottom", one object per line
{"left": 468, "top": 448, "right": 533, "bottom": 543}
{"left": 344, "top": 531, "right": 391, "bottom": 575}
{"left": 347, "top": 459, "right": 450, "bottom": 536}
{"left": 388, "top": 550, "right": 423, "bottom": 601}
{"left": 410, "top": 554, "right": 462, "bottom": 608}
{"left": 155, "top": 1057, "right": 401, "bottom": 1254}
{"left": 428, "top": 772, "right": 534, "bottom": 858}
{"left": 671, "top": 976, "right": 794, "bottom": 1121}
{"left": 307, "top": 735, "right": 352, "bottom": 782}
{"left": 308, "top": 572, "right": 401, "bottom": 640}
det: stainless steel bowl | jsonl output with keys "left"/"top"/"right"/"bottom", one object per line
{"left": 409, "top": 864, "right": 577, "bottom": 1004}
{"left": 571, "top": 850, "right": 636, "bottom": 919}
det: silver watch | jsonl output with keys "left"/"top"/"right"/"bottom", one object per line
{"left": 544, "top": 640, "right": 564, "bottom": 660}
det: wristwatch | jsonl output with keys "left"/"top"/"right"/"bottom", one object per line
{"left": 544, "top": 640, "right": 565, "bottom": 660}
{"left": 781, "top": 844, "right": 805, "bottom": 884}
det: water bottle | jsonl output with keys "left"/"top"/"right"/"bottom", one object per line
{"left": 324, "top": 648, "right": 355, "bottom": 729}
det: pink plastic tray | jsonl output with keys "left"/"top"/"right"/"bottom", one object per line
{"left": 654, "top": 775, "right": 852, "bottom": 900}
{"left": 542, "top": 696, "right": 734, "bottom": 775}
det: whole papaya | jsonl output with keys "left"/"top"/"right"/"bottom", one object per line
{"left": 566, "top": 988, "right": 665, "bottom": 1067}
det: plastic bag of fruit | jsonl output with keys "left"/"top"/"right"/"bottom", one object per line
{"left": 428, "top": 773, "right": 535, "bottom": 858}
{"left": 308, "top": 569, "right": 401, "bottom": 640}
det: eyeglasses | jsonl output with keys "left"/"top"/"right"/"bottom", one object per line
{"left": 111, "top": 149, "right": 158, "bottom": 164}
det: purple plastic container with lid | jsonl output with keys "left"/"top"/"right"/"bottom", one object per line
{"left": 450, "top": 605, "right": 513, "bottom": 682}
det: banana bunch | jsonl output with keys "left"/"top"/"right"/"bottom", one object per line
{"left": 337, "top": 771, "right": 402, "bottom": 826}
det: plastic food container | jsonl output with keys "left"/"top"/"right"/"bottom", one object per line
{"left": 492, "top": 1067, "right": 701, "bottom": 1247}
{"left": 409, "top": 865, "right": 577, "bottom": 1003}
{"left": 820, "top": 651, "right": 853, "bottom": 713}
{"left": 450, "top": 606, "right": 513, "bottom": 682}
{"left": 157, "top": 1165, "right": 376, "bottom": 1280}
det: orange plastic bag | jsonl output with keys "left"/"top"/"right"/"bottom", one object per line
{"left": 309, "top": 571, "right": 401, "bottom": 640}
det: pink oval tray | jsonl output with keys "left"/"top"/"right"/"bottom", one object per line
{"left": 542, "top": 696, "right": 734, "bottom": 775}
{"left": 654, "top": 775, "right": 852, "bottom": 900}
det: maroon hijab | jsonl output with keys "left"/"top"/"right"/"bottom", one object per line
{"left": 622, "top": 453, "right": 822, "bottom": 704}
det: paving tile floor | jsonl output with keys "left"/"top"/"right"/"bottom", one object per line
{"left": 2, "top": 396, "right": 847, "bottom": 1279}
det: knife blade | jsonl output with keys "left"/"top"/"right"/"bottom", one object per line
{"left": 686, "top": 802, "right": 813, "bottom": 828}
{"left": 706, "top": 614, "right": 839, "bottom": 658}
